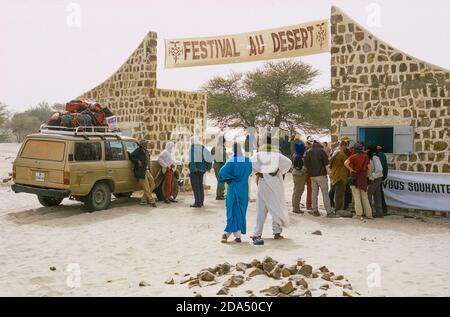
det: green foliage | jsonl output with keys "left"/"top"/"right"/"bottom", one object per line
{"left": 203, "top": 60, "right": 330, "bottom": 132}
{"left": 203, "top": 73, "right": 259, "bottom": 128}
{"left": 24, "top": 102, "right": 55, "bottom": 123}
{"left": 4, "top": 101, "right": 61, "bottom": 142}
{"left": 0, "top": 102, "right": 10, "bottom": 142}
{"left": 8, "top": 113, "right": 41, "bottom": 142}
{"left": 0, "top": 102, "right": 8, "bottom": 126}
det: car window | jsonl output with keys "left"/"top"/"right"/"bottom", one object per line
{"left": 74, "top": 142, "right": 102, "bottom": 161}
{"left": 123, "top": 141, "right": 139, "bottom": 156}
{"left": 21, "top": 140, "right": 65, "bottom": 161}
{"left": 105, "top": 140, "right": 126, "bottom": 161}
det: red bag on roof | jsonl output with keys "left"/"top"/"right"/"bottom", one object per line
{"left": 65, "top": 100, "right": 89, "bottom": 113}
{"left": 88, "top": 102, "right": 103, "bottom": 113}
{"left": 47, "top": 112, "right": 61, "bottom": 126}
{"left": 92, "top": 111, "right": 105, "bottom": 125}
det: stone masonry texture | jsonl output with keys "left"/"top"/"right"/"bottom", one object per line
{"left": 78, "top": 32, "right": 206, "bottom": 181}
{"left": 330, "top": 7, "right": 450, "bottom": 173}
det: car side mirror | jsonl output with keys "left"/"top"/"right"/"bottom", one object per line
{"left": 68, "top": 154, "right": 74, "bottom": 162}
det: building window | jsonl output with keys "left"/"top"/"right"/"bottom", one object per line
{"left": 340, "top": 126, "right": 414, "bottom": 155}
{"left": 358, "top": 127, "right": 394, "bottom": 153}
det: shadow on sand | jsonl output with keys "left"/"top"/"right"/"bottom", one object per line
{"left": 5, "top": 197, "right": 156, "bottom": 227}
{"left": 222, "top": 237, "right": 302, "bottom": 255}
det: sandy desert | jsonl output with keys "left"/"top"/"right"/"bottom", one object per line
{"left": 0, "top": 143, "right": 449, "bottom": 297}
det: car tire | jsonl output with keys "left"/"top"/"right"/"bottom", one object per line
{"left": 155, "top": 177, "right": 179, "bottom": 201}
{"left": 114, "top": 192, "right": 133, "bottom": 199}
{"left": 85, "top": 182, "right": 111, "bottom": 211}
{"left": 38, "top": 196, "right": 63, "bottom": 207}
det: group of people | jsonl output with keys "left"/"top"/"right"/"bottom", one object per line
{"left": 292, "top": 136, "right": 389, "bottom": 220}
{"left": 130, "top": 132, "right": 389, "bottom": 246}
{"left": 129, "top": 140, "right": 179, "bottom": 206}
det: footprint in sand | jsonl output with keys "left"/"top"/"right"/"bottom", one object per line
{"left": 30, "top": 276, "right": 57, "bottom": 285}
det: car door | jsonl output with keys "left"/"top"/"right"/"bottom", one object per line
{"left": 68, "top": 141, "right": 106, "bottom": 196}
{"left": 123, "top": 140, "right": 141, "bottom": 192}
{"left": 104, "top": 140, "right": 129, "bottom": 193}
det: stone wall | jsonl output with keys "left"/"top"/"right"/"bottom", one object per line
{"left": 78, "top": 32, "right": 206, "bottom": 180}
{"left": 330, "top": 7, "right": 450, "bottom": 173}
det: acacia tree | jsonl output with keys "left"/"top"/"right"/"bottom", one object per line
{"left": 203, "top": 60, "right": 330, "bottom": 133}
{"left": 9, "top": 113, "right": 41, "bottom": 142}
{"left": 202, "top": 72, "right": 259, "bottom": 128}
{"left": 7, "top": 102, "right": 59, "bottom": 142}
{"left": 0, "top": 102, "right": 10, "bottom": 142}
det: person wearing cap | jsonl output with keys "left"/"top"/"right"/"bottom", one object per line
{"left": 329, "top": 137, "right": 353, "bottom": 211}
{"left": 290, "top": 134, "right": 304, "bottom": 155}
{"left": 344, "top": 143, "right": 373, "bottom": 219}
{"left": 129, "top": 139, "right": 157, "bottom": 207}
{"left": 332, "top": 136, "right": 352, "bottom": 157}
{"left": 329, "top": 140, "right": 349, "bottom": 212}
{"left": 304, "top": 140, "right": 335, "bottom": 217}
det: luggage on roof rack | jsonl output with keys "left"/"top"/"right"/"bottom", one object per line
{"left": 65, "top": 100, "right": 89, "bottom": 113}
{"left": 46, "top": 99, "right": 117, "bottom": 131}
{"left": 39, "top": 124, "right": 122, "bottom": 137}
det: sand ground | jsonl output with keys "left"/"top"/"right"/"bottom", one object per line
{"left": 0, "top": 143, "right": 449, "bottom": 297}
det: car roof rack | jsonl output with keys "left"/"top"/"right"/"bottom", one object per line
{"left": 39, "top": 124, "right": 122, "bottom": 138}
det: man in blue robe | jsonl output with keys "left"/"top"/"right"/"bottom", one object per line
{"left": 219, "top": 143, "right": 253, "bottom": 243}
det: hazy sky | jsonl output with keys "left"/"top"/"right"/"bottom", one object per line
{"left": 1, "top": 0, "right": 449, "bottom": 112}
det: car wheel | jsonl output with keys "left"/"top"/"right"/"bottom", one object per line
{"left": 85, "top": 182, "right": 111, "bottom": 211}
{"left": 155, "top": 177, "right": 179, "bottom": 201}
{"left": 38, "top": 196, "right": 63, "bottom": 207}
{"left": 114, "top": 192, "right": 133, "bottom": 199}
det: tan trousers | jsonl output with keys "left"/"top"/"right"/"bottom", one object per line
{"left": 139, "top": 170, "right": 156, "bottom": 204}
{"left": 311, "top": 175, "right": 333, "bottom": 214}
{"left": 292, "top": 169, "right": 306, "bottom": 212}
{"left": 350, "top": 186, "right": 372, "bottom": 218}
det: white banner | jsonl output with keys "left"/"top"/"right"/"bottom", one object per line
{"left": 384, "top": 170, "right": 450, "bottom": 212}
{"left": 165, "top": 19, "right": 329, "bottom": 68}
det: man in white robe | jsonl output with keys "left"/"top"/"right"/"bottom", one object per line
{"left": 251, "top": 145, "right": 292, "bottom": 245}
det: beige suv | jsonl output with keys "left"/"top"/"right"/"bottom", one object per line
{"left": 11, "top": 132, "right": 181, "bottom": 211}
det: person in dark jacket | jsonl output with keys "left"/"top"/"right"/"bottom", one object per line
{"left": 376, "top": 145, "right": 389, "bottom": 214}
{"left": 188, "top": 137, "right": 213, "bottom": 208}
{"left": 129, "top": 140, "right": 156, "bottom": 207}
{"left": 291, "top": 138, "right": 306, "bottom": 214}
{"left": 304, "top": 137, "right": 314, "bottom": 210}
{"left": 280, "top": 134, "right": 291, "bottom": 157}
{"left": 304, "top": 141, "right": 334, "bottom": 217}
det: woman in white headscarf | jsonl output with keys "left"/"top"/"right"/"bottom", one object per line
{"left": 158, "top": 141, "right": 178, "bottom": 203}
